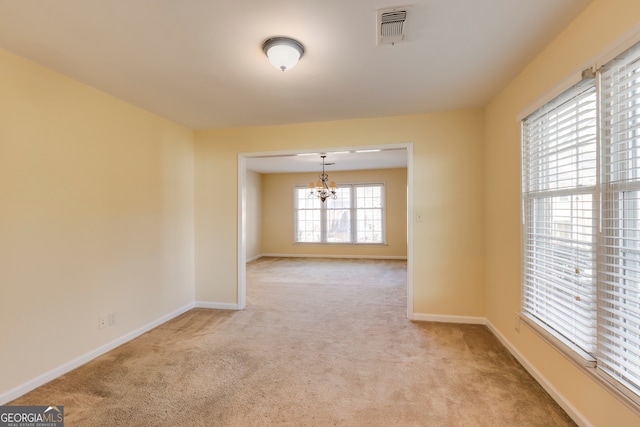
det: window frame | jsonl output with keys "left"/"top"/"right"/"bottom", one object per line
{"left": 521, "top": 78, "right": 599, "bottom": 363}
{"left": 520, "top": 40, "right": 640, "bottom": 406}
{"left": 293, "top": 182, "right": 386, "bottom": 245}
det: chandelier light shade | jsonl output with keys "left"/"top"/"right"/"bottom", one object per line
{"left": 309, "top": 155, "right": 337, "bottom": 202}
{"left": 262, "top": 37, "right": 305, "bottom": 71}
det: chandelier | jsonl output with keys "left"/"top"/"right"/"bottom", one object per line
{"left": 308, "top": 155, "right": 337, "bottom": 202}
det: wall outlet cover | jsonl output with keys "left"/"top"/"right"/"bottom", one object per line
{"left": 108, "top": 312, "right": 117, "bottom": 326}
{"left": 98, "top": 315, "right": 107, "bottom": 329}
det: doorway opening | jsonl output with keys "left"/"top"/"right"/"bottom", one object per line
{"left": 237, "top": 143, "right": 414, "bottom": 318}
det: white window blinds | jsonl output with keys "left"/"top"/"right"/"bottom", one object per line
{"left": 522, "top": 79, "right": 598, "bottom": 358}
{"left": 522, "top": 40, "right": 640, "bottom": 402}
{"left": 598, "top": 41, "right": 640, "bottom": 398}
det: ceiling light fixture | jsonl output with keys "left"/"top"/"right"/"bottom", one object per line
{"left": 309, "top": 155, "right": 337, "bottom": 202}
{"left": 262, "top": 37, "right": 305, "bottom": 71}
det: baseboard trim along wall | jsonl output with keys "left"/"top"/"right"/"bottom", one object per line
{"left": 412, "top": 313, "right": 486, "bottom": 324}
{"left": 195, "top": 301, "right": 241, "bottom": 310}
{"left": 0, "top": 302, "right": 196, "bottom": 405}
{"left": 485, "top": 320, "right": 590, "bottom": 427}
{"left": 259, "top": 253, "right": 408, "bottom": 260}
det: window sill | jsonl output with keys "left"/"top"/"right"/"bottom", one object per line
{"left": 519, "top": 313, "right": 596, "bottom": 368}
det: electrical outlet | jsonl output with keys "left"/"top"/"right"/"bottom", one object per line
{"left": 98, "top": 315, "right": 107, "bottom": 329}
{"left": 514, "top": 313, "right": 521, "bottom": 333}
{"left": 108, "top": 312, "right": 117, "bottom": 326}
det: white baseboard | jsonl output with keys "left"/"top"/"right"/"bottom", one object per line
{"left": 412, "top": 313, "right": 486, "bottom": 324}
{"left": 261, "top": 253, "right": 407, "bottom": 260}
{"left": 195, "top": 301, "right": 240, "bottom": 310}
{"left": 486, "top": 320, "right": 591, "bottom": 427}
{"left": 246, "top": 254, "right": 263, "bottom": 262}
{"left": 0, "top": 302, "right": 195, "bottom": 405}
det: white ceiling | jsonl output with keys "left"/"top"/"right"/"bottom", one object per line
{"left": 0, "top": 0, "right": 592, "bottom": 173}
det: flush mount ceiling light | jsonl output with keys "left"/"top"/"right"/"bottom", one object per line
{"left": 262, "top": 37, "right": 305, "bottom": 71}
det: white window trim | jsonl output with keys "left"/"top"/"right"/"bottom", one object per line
{"left": 293, "top": 182, "right": 387, "bottom": 245}
{"left": 521, "top": 77, "right": 599, "bottom": 360}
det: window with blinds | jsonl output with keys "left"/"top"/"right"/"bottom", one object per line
{"left": 521, "top": 40, "right": 640, "bottom": 402}
{"left": 522, "top": 79, "right": 598, "bottom": 358}
{"left": 598, "top": 41, "right": 640, "bottom": 400}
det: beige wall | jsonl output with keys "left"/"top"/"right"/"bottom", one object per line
{"left": 195, "top": 110, "right": 486, "bottom": 316}
{"left": 246, "top": 170, "right": 262, "bottom": 260}
{"left": 0, "top": 48, "right": 195, "bottom": 397}
{"left": 260, "top": 168, "right": 407, "bottom": 258}
{"left": 485, "top": 0, "right": 640, "bottom": 425}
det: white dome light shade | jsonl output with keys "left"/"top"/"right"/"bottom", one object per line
{"left": 266, "top": 45, "right": 300, "bottom": 70}
{"left": 262, "top": 37, "right": 304, "bottom": 71}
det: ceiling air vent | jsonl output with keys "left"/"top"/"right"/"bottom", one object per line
{"left": 377, "top": 7, "right": 409, "bottom": 46}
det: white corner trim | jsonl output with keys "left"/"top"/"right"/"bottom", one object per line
{"left": 0, "top": 302, "right": 195, "bottom": 405}
{"left": 195, "top": 301, "right": 241, "bottom": 310}
{"left": 485, "top": 320, "right": 592, "bottom": 427}
{"left": 411, "top": 313, "right": 486, "bottom": 324}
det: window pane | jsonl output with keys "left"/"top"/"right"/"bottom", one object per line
{"left": 327, "top": 209, "right": 351, "bottom": 243}
{"left": 296, "top": 188, "right": 321, "bottom": 209}
{"left": 356, "top": 209, "right": 383, "bottom": 243}
{"left": 296, "top": 209, "right": 320, "bottom": 242}
{"left": 599, "top": 193, "right": 640, "bottom": 397}
{"left": 355, "top": 185, "right": 384, "bottom": 243}
{"left": 326, "top": 187, "right": 351, "bottom": 209}
{"left": 295, "top": 188, "right": 321, "bottom": 242}
{"left": 325, "top": 187, "right": 351, "bottom": 242}
{"left": 523, "top": 194, "right": 597, "bottom": 355}
{"left": 523, "top": 88, "right": 597, "bottom": 194}
{"left": 599, "top": 41, "right": 640, "bottom": 396}
{"left": 522, "top": 78, "right": 598, "bottom": 357}
{"left": 356, "top": 186, "right": 382, "bottom": 209}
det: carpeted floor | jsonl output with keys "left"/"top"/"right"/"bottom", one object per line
{"left": 11, "top": 257, "right": 575, "bottom": 426}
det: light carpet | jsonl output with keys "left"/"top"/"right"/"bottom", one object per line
{"left": 10, "top": 257, "right": 575, "bottom": 426}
